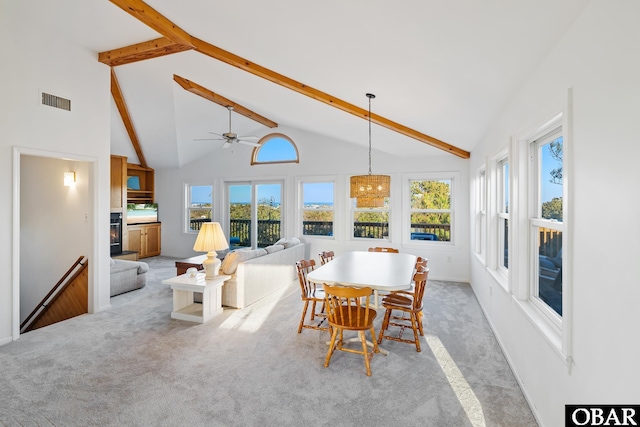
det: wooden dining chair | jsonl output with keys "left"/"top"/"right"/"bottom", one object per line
{"left": 318, "top": 250, "right": 335, "bottom": 265}
{"left": 295, "top": 259, "right": 328, "bottom": 333}
{"left": 377, "top": 268, "right": 429, "bottom": 352}
{"left": 323, "top": 284, "right": 379, "bottom": 376}
{"left": 367, "top": 247, "right": 400, "bottom": 307}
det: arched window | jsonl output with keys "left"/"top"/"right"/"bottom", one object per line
{"left": 251, "top": 133, "right": 299, "bottom": 165}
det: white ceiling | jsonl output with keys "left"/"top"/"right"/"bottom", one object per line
{"left": 29, "top": 0, "right": 590, "bottom": 168}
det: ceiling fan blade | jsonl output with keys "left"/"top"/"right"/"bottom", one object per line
{"left": 238, "top": 135, "right": 259, "bottom": 140}
{"left": 222, "top": 141, "right": 232, "bottom": 148}
{"left": 238, "top": 139, "right": 261, "bottom": 147}
{"left": 194, "top": 137, "right": 223, "bottom": 141}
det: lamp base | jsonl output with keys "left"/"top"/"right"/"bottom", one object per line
{"left": 202, "top": 251, "right": 221, "bottom": 279}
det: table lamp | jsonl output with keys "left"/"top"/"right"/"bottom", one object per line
{"left": 193, "top": 222, "right": 229, "bottom": 279}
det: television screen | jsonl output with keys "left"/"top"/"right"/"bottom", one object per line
{"left": 127, "top": 203, "right": 158, "bottom": 224}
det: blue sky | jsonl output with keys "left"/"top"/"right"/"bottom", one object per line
{"left": 540, "top": 137, "right": 563, "bottom": 203}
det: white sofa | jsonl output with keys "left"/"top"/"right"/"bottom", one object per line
{"left": 220, "top": 240, "right": 305, "bottom": 309}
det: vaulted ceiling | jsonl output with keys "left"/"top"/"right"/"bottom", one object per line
{"left": 25, "top": 0, "right": 591, "bottom": 169}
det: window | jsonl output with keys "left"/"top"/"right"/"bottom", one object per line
{"left": 497, "top": 158, "right": 509, "bottom": 272}
{"left": 352, "top": 197, "right": 389, "bottom": 240}
{"left": 227, "top": 181, "right": 283, "bottom": 248}
{"left": 301, "top": 181, "right": 335, "bottom": 237}
{"left": 475, "top": 168, "right": 487, "bottom": 258}
{"left": 531, "top": 128, "right": 564, "bottom": 320}
{"left": 251, "top": 133, "right": 299, "bottom": 165}
{"left": 186, "top": 184, "right": 212, "bottom": 232}
{"left": 408, "top": 179, "right": 452, "bottom": 242}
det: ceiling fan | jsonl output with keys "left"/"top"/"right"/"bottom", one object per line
{"left": 195, "top": 106, "right": 260, "bottom": 148}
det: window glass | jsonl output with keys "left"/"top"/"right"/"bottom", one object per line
{"left": 532, "top": 131, "right": 563, "bottom": 317}
{"left": 252, "top": 133, "right": 299, "bottom": 164}
{"left": 409, "top": 179, "right": 452, "bottom": 242}
{"left": 352, "top": 198, "right": 389, "bottom": 239}
{"left": 187, "top": 185, "right": 212, "bottom": 232}
{"left": 302, "top": 182, "right": 334, "bottom": 236}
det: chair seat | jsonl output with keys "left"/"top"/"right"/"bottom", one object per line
{"left": 382, "top": 294, "right": 412, "bottom": 306}
{"left": 329, "top": 306, "right": 377, "bottom": 330}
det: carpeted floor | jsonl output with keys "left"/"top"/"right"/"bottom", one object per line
{"left": 0, "top": 256, "right": 537, "bottom": 426}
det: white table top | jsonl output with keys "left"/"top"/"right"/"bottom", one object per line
{"left": 307, "top": 251, "right": 417, "bottom": 291}
{"left": 162, "top": 274, "right": 230, "bottom": 291}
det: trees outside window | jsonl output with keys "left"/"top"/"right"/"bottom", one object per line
{"left": 409, "top": 179, "right": 452, "bottom": 242}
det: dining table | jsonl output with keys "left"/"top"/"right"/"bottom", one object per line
{"left": 307, "top": 250, "right": 418, "bottom": 355}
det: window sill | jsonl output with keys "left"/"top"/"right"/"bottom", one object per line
{"left": 487, "top": 267, "right": 509, "bottom": 293}
{"left": 513, "top": 298, "right": 572, "bottom": 371}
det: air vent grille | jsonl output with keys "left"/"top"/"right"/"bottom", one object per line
{"left": 42, "top": 92, "right": 71, "bottom": 111}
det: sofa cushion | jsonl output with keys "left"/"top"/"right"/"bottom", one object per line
{"left": 265, "top": 244, "right": 285, "bottom": 254}
{"left": 282, "top": 237, "right": 301, "bottom": 249}
{"left": 221, "top": 248, "right": 268, "bottom": 274}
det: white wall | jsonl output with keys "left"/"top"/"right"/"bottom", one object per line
{"left": 468, "top": 2, "right": 640, "bottom": 426}
{"left": 20, "top": 156, "right": 91, "bottom": 324}
{"left": 154, "top": 124, "right": 470, "bottom": 282}
{"left": 0, "top": 1, "right": 112, "bottom": 344}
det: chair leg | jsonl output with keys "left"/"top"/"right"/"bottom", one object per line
{"left": 417, "top": 310, "right": 424, "bottom": 336}
{"left": 324, "top": 327, "right": 340, "bottom": 368}
{"left": 410, "top": 312, "right": 421, "bottom": 352}
{"left": 377, "top": 308, "right": 392, "bottom": 344}
{"left": 310, "top": 300, "right": 317, "bottom": 320}
{"left": 298, "top": 300, "right": 309, "bottom": 333}
{"left": 359, "top": 330, "right": 372, "bottom": 376}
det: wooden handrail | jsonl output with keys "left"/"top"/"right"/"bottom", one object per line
{"left": 20, "top": 256, "right": 87, "bottom": 332}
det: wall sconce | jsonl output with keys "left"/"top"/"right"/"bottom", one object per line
{"left": 64, "top": 171, "right": 76, "bottom": 187}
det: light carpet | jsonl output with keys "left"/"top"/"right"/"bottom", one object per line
{"left": 0, "top": 256, "right": 537, "bottom": 427}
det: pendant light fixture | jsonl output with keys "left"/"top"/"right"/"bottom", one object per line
{"left": 350, "top": 93, "right": 390, "bottom": 208}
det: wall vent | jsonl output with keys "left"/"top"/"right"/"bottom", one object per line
{"left": 41, "top": 92, "right": 71, "bottom": 111}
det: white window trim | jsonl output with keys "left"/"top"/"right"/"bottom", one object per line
{"left": 296, "top": 176, "right": 338, "bottom": 240}
{"left": 488, "top": 147, "right": 510, "bottom": 291}
{"left": 511, "top": 89, "right": 573, "bottom": 370}
{"left": 184, "top": 182, "right": 213, "bottom": 234}
{"left": 474, "top": 165, "right": 487, "bottom": 264}
{"left": 402, "top": 172, "right": 458, "bottom": 247}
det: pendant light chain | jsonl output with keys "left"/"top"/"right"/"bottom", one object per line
{"left": 367, "top": 93, "right": 376, "bottom": 175}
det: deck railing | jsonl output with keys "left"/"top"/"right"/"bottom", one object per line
{"left": 191, "top": 218, "right": 452, "bottom": 246}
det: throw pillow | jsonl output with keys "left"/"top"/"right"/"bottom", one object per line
{"left": 275, "top": 238, "right": 286, "bottom": 246}
{"left": 265, "top": 244, "right": 285, "bottom": 254}
{"left": 283, "top": 237, "right": 301, "bottom": 248}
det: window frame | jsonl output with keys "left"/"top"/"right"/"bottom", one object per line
{"left": 184, "top": 183, "right": 213, "bottom": 234}
{"left": 403, "top": 174, "right": 456, "bottom": 246}
{"left": 251, "top": 133, "right": 299, "bottom": 165}
{"left": 474, "top": 166, "right": 487, "bottom": 262}
{"left": 497, "top": 157, "right": 510, "bottom": 276}
{"left": 529, "top": 126, "right": 564, "bottom": 330}
{"left": 487, "top": 147, "right": 511, "bottom": 291}
{"left": 298, "top": 178, "right": 336, "bottom": 239}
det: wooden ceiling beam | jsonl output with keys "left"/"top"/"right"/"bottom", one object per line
{"left": 109, "top": 0, "right": 194, "bottom": 47}
{"left": 110, "top": 68, "right": 148, "bottom": 168}
{"left": 98, "top": 37, "right": 192, "bottom": 67}
{"left": 173, "top": 75, "right": 278, "bottom": 129}
{"left": 192, "top": 38, "right": 469, "bottom": 159}
{"left": 107, "top": 0, "right": 470, "bottom": 159}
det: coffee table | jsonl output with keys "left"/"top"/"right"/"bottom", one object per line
{"left": 162, "top": 274, "right": 230, "bottom": 323}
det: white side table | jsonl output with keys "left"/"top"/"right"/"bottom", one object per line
{"left": 162, "top": 274, "right": 231, "bottom": 323}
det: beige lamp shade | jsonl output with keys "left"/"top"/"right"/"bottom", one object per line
{"left": 193, "top": 222, "right": 229, "bottom": 252}
{"left": 193, "top": 222, "right": 229, "bottom": 279}
{"left": 350, "top": 175, "right": 390, "bottom": 199}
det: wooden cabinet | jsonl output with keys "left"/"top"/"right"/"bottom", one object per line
{"left": 110, "top": 155, "right": 127, "bottom": 211}
{"left": 126, "top": 163, "right": 154, "bottom": 204}
{"left": 127, "top": 223, "right": 161, "bottom": 258}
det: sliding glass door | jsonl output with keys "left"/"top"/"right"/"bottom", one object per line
{"left": 227, "top": 181, "right": 282, "bottom": 248}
